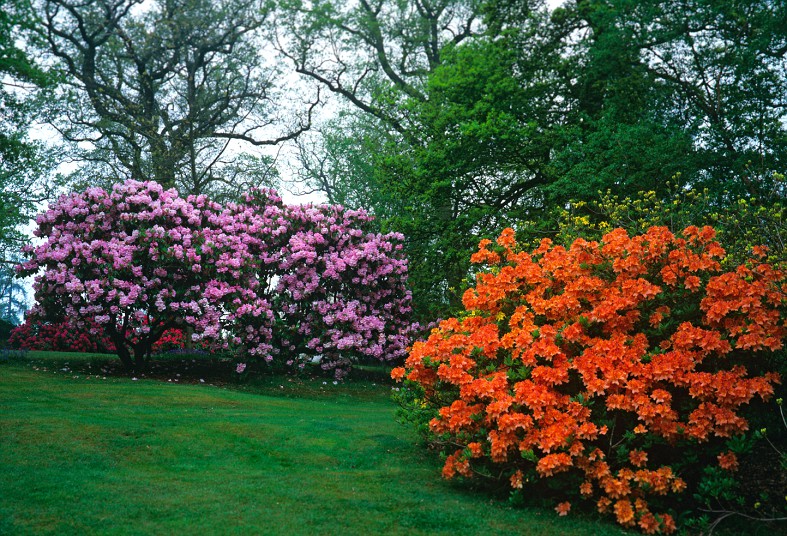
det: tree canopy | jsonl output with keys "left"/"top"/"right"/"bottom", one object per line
{"left": 41, "top": 0, "right": 319, "bottom": 198}
{"left": 2, "top": 0, "right": 785, "bottom": 322}
{"left": 0, "top": 0, "right": 57, "bottom": 266}
{"left": 277, "top": 0, "right": 787, "bottom": 318}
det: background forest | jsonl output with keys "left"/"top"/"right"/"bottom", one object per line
{"left": 2, "top": 0, "right": 787, "bottom": 323}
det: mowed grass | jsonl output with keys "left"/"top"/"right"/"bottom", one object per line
{"left": 0, "top": 353, "right": 625, "bottom": 535}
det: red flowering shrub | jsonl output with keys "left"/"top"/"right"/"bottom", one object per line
{"left": 393, "top": 226, "right": 783, "bottom": 533}
{"left": 9, "top": 317, "right": 195, "bottom": 355}
{"left": 143, "top": 327, "right": 209, "bottom": 353}
{"left": 150, "top": 328, "right": 188, "bottom": 352}
{"left": 9, "top": 317, "right": 116, "bottom": 353}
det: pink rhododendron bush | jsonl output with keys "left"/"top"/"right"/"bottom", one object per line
{"left": 271, "top": 203, "right": 413, "bottom": 376}
{"left": 18, "top": 180, "right": 415, "bottom": 375}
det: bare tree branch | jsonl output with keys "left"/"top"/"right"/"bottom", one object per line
{"left": 42, "top": 0, "right": 315, "bottom": 197}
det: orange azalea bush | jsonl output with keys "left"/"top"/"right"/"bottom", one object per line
{"left": 393, "top": 226, "right": 783, "bottom": 533}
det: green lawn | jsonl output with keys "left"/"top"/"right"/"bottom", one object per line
{"left": 0, "top": 353, "right": 626, "bottom": 535}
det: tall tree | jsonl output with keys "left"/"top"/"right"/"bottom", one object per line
{"left": 290, "top": 113, "right": 398, "bottom": 209}
{"left": 274, "top": 0, "right": 483, "bottom": 138}
{"left": 547, "top": 0, "right": 787, "bottom": 202}
{"left": 42, "top": 0, "right": 319, "bottom": 198}
{"left": 0, "top": 262, "right": 28, "bottom": 325}
{"left": 278, "top": 0, "right": 787, "bottom": 319}
{"left": 638, "top": 0, "right": 787, "bottom": 195}
{"left": 0, "top": 0, "right": 57, "bottom": 266}
{"left": 275, "top": 0, "right": 555, "bottom": 317}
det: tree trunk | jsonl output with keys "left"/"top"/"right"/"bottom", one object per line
{"left": 113, "top": 339, "right": 135, "bottom": 369}
{"left": 133, "top": 338, "right": 153, "bottom": 369}
{"left": 184, "top": 325, "right": 194, "bottom": 351}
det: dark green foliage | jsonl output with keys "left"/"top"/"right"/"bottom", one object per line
{"left": 548, "top": 0, "right": 787, "bottom": 202}
{"left": 280, "top": 0, "right": 787, "bottom": 320}
{"left": 0, "top": 0, "right": 57, "bottom": 263}
{"left": 0, "top": 318, "right": 14, "bottom": 348}
{"left": 0, "top": 262, "right": 27, "bottom": 326}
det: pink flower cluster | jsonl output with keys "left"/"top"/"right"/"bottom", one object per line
{"left": 18, "top": 180, "right": 415, "bottom": 374}
{"left": 270, "top": 203, "right": 415, "bottom": 377}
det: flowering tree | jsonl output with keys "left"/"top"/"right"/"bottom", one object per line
{"left": 393, "top": 226, "right": 782, "bottom": 533}
{"left": 17, "top": 181, "right": 271, "bottom": 368}
{"left": 19, "top": 179, "right": 415, "bottom": 373}
{"left": 272, "top": 203, "right": 415, "bottom": 377}
{"left": 196, "top": 188, "right": 288, "bottom": 360}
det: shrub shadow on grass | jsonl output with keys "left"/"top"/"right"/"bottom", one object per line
{"left": 14, "top": 350, "right": 399, "bottom": 403}
{"left": 0, "top": 348, "right": 28, "bottom": 363}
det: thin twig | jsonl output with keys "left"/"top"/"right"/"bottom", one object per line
{"left": 699, "top": 508, "right": 787, "bottom": 535}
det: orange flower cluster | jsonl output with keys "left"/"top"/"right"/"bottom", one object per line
{"left": 717, "top": 451, "right": 739, "bottom": 471}
{"left": 393, "top": 226, "right": 783, "bottom": 534}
